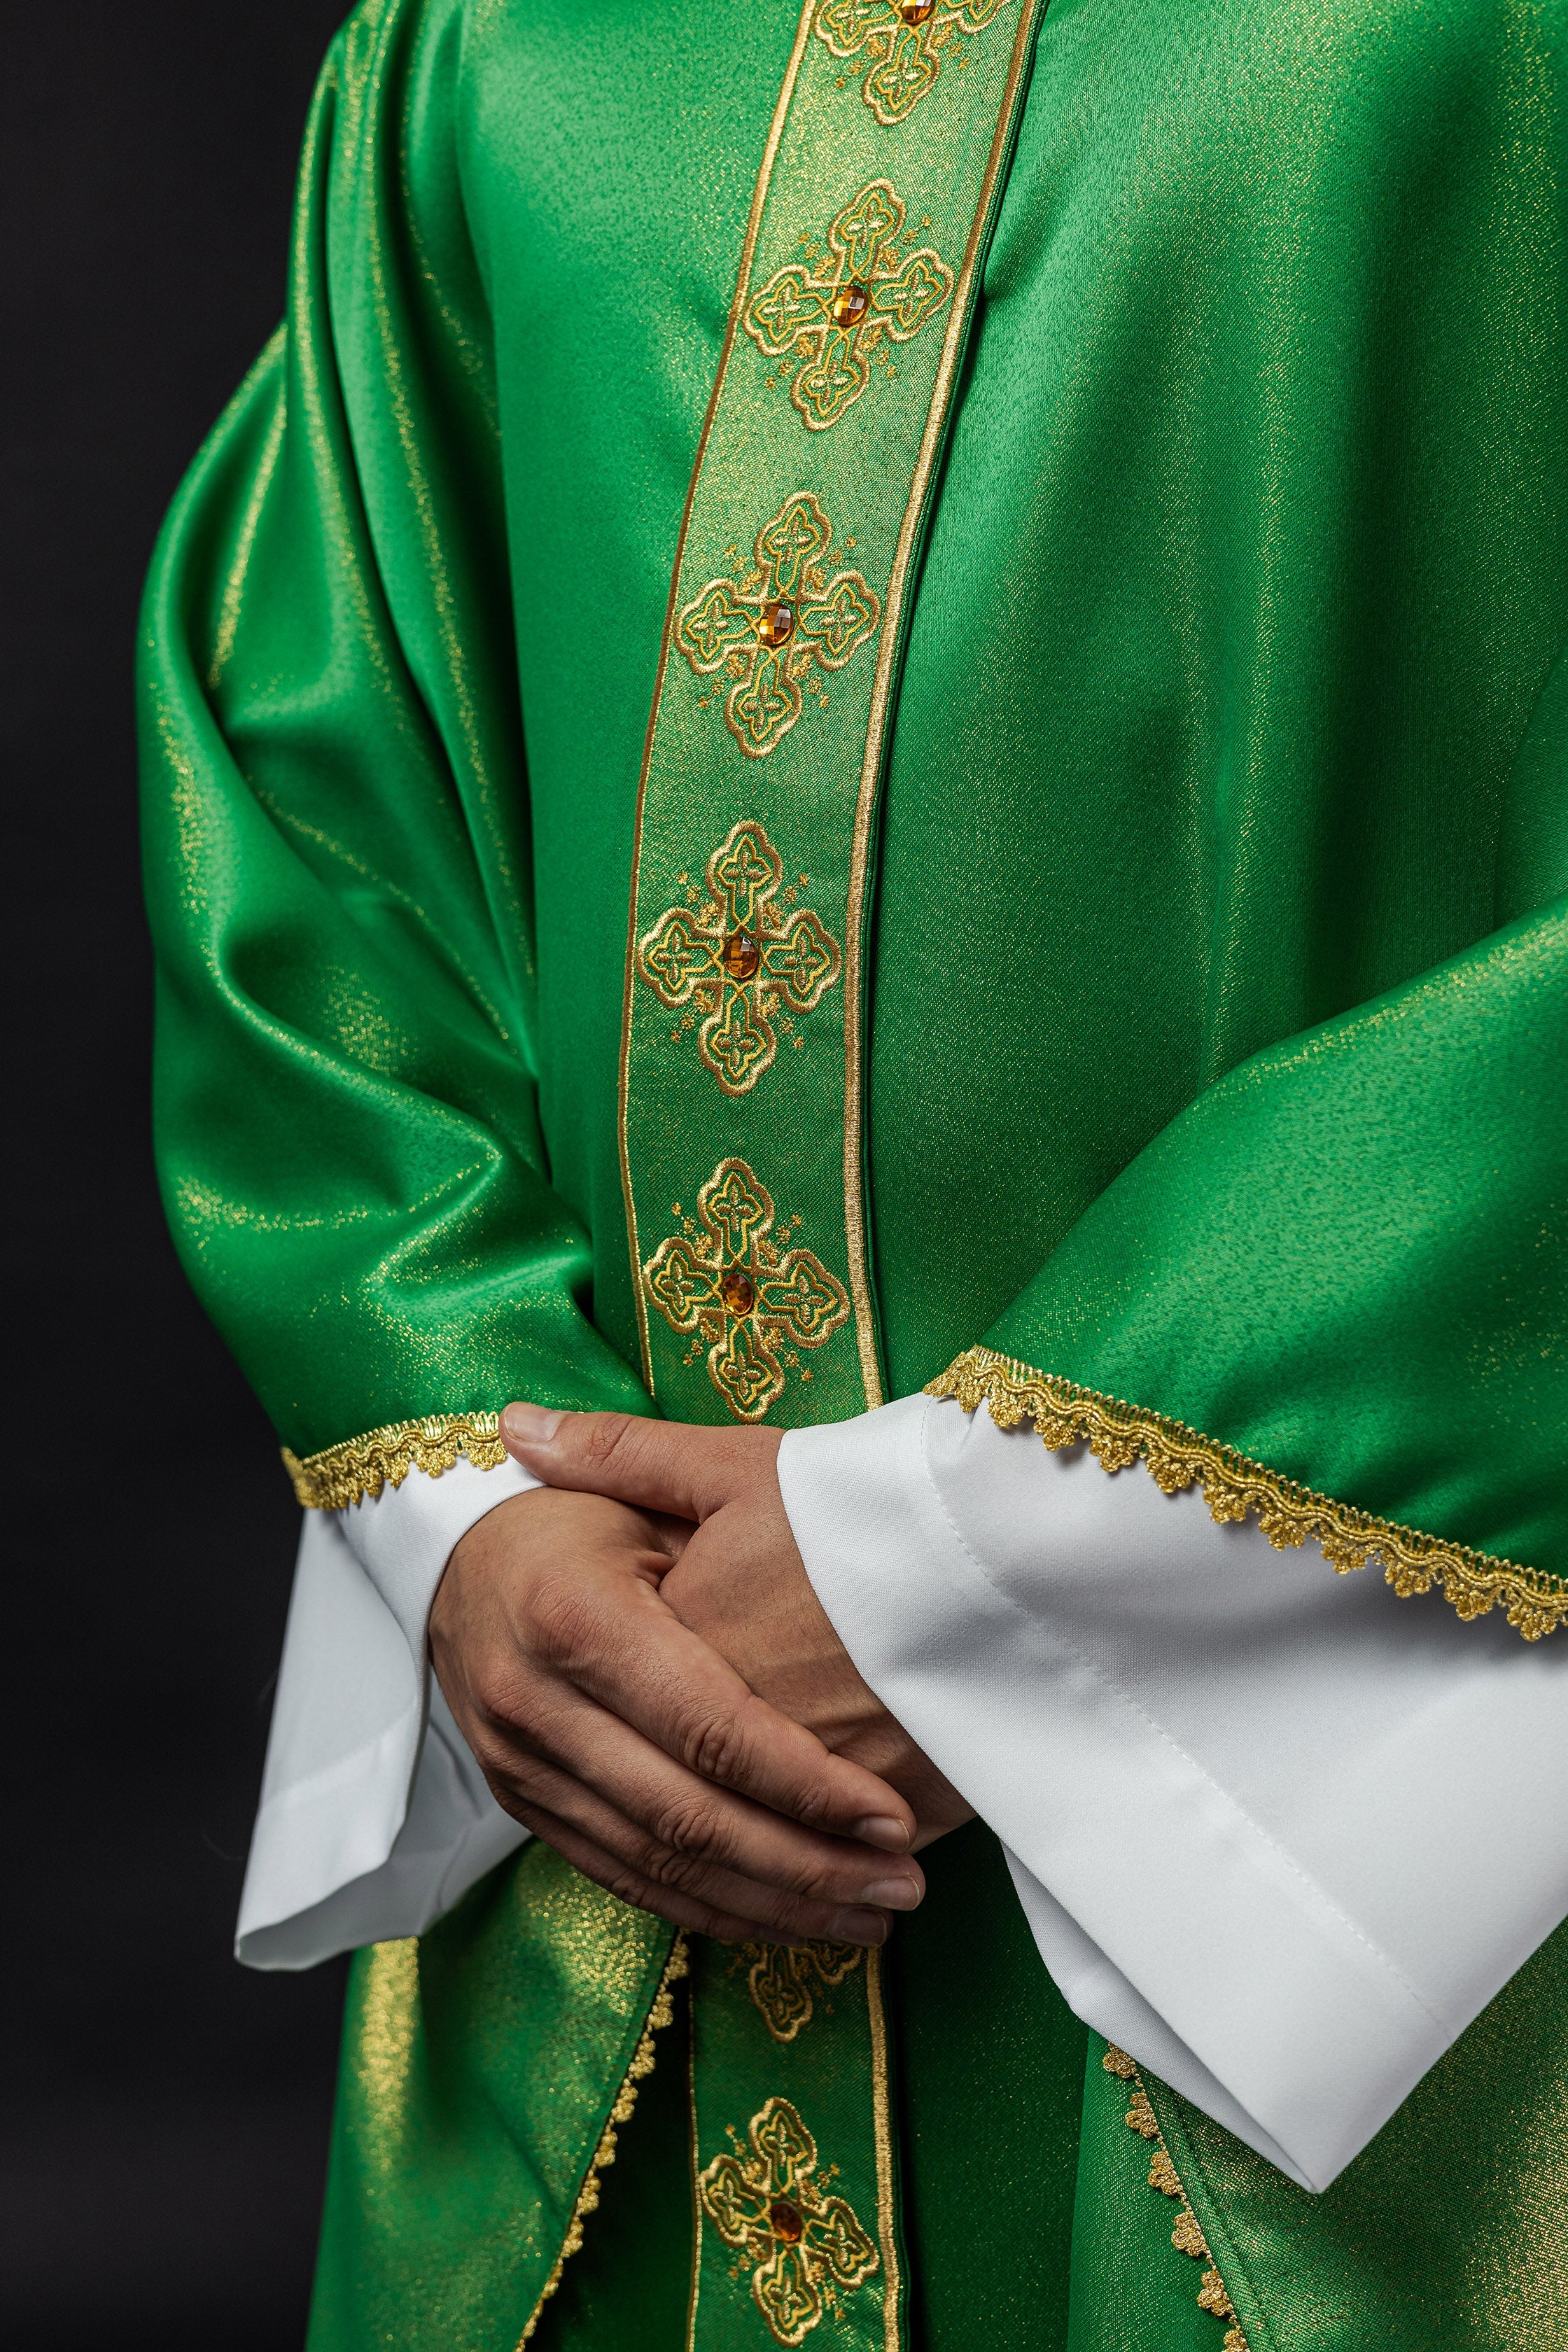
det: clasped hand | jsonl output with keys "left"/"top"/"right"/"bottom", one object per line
{"left": 428, "top": 1406, "right": 972, "bottom": 1946}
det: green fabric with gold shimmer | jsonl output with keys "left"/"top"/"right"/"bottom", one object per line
{"left": 1121, "top": 1917, "right": 1568, "bottom": 2351}
{"left": 141, "top": 0, "right": 1568, "bottom": 2346}
{"left": 888, "top": 1824, "right": 1087, "bottom": 2350}
{"left": 303, "top": 1897, "right": 1568, "bottom": 2352}
{"left": 308, "top": 1841, "right": 676, "bottom": 2351}
{"left": 139, "top": 0, "right": 1568, "bottom": 1570}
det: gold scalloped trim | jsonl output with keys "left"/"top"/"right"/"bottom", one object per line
{"left": 519, "top": 1933, "right": 690, "bottom": 2346}
{"left": 1103, "top": 2045, "right": 1250, "bottom": 2349}
{"left": 282, "top": 1414, "right": 507, "bottom": 1510}
{"left": 925, "top": 1346, "right": 1567, "bottom": 1642}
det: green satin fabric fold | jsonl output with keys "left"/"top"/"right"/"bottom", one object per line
{"left": 139, "top": 0, "right": 654, "bottom": 1456}
{"left": 870, "top": 0, "right": 1568, "bottom": 1589}
{"left": 308, "top": 1842, "right": 677, "bottom": 2352}
{"left": 314, "top": 1830, "right": 1096, "bottom": 2352}
{"left": 984, "top": 886, "right": 1568, "bottom": 1576}
{"left": 343, "top": 1844, "right": 1566, "bottom": 2352}
{"left": 1127, "top": 1917, "right": 1568, "bottom": 2351}
{"left": 143, "top": 0, "right": 1568, "bottom": 1579}
{"left": 141, "top": 1, "right": 1568, "bottom": 2346}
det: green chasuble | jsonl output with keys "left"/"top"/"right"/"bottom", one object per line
{"left": 140, "top": 0, "right": 1568, "bottom": 2346}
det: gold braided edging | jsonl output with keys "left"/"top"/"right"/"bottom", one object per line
{"left": 282, "top": 1414, "right": 507, "bottom": 1510}
{"left": 925, "top": 1347, "right": 1568, "bottom": 1642}
{"left": 1102, "top": 2046, "right": 1250, "bottom": 2349}
{"left": 519, "top": 1934, "right": 690, "bottom": 2346}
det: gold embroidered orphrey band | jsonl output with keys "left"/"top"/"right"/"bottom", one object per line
{"left": 686, "top": 1936, "right": 903, "bottom": 2352}
{"left": 699, "top": 2095, "right": 881, "bottom": 2345}
{"left": 928, "top": 1347, "right": 1568, "bottom": 1641}
{"left": 617, "top": 0, "right": 1049, "bottom": 1430}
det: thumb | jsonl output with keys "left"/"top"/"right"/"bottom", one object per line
{"left": 499, "top": 1404, "right": 761, "bottom": 1520}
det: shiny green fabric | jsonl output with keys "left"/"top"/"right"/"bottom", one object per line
{"left": 889, "top": 1826, "right": 1086, "bottom": 2350}
{"left": 528, "top": 1969, "right": 693, "bottom": 2352}
{"left": 514, "top": 1851, "right": 1568, "bottom": 2352}
{"left": 141, "top": 0, "right": 1568, "bottom": 1581}
{"left": 308, "top": 1841, "right": 674, "bottom": 2351}
{"left": 324, "top": 1828, "right": 1100, "bottom": 2352}
{"left": 141, "top": 0, "right": 1568, "bottom": 2344}
{"left": 1130, "top": 1917, "right": 1568, "bottom": 2351}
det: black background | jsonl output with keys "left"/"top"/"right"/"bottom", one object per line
{"left": 6, "top": 6, "right": 357, "bottom": 2342}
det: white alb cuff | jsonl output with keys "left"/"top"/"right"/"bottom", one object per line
{"left": 778, "top": 1390, "right": 1568, "bottom": 2191}
{"left": 236, "top": 1456, "right": 538, "bottom": 1968}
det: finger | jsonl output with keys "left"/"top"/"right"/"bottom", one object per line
{"left": 498, "top": 1402, "right": 743, "bottom": 1522}
{"left": 530, "top": 1562, "right": 918, "bottom": 1851}
{"left": 484, "top": 1763, "right": 902, "bottom": 1945}
{"left": 465, "top": 1660, "right": 923, "bottom": 1917}
{"left": 509, "top": 1802, "right": 804, "bottom": 1945}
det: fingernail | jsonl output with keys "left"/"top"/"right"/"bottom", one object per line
{"left": 855, "top": 1815, "right": 911, "bottom": 1853}
{"left": 830, "top": 1909, "right": 891, "bottom": 1946}
{"left": 503, "top": 1402, "right": 562, "bottom": 1446}
{"left": 859, "top": 1877, "right": 922, "bottom": 1912}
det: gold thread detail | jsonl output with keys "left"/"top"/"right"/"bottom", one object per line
{"left": 841, "top": 0, "right": 1046, "bottom": 1415}
{"left": 685, "top": 2005, "right": 703, "bottom": 2352}
{"left": 617, "top": 0, "right": 820, "bottom": 1395}
{"left": 1103, "top": 2045, "right": 1250, "bottom": 2351}
{"left": 815, "top": 0, "right": 1017, "bottom": 125}
{"left": 866, "top": 1946, "right": 902, "bottom": 2352}
{"left": 638, "top": 821, "right": 842, "bottom": 1092}
{"left": 283, "top": 1413, "right": 505, "bottom": 1510}
{"left": 518, "top": 1934, "right": 690, "bottom": 2346}
{"left": 741, "top": 1940, "right": 863, "bottom": 2042}
{"left": 643, "top": 1158, "right": 850, "bottom": 1420}
{"left": 698, "top": 2094, "right": 880, "bottom": 2346}
{"left": 926, "top": 1345, "right": 1568, "bottom": 1642}
{"left": 676, "top": 496, "right": 880, "bottom": 757}
{"left": 744, "top": 181, "right": 953, "bottom": 431}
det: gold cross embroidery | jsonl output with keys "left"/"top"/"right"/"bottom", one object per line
{"left": 815, "top": 0, "right": 1016, "bottom": 125}
{"left": 676, "top": 492, "right": 880, "bottom": 756}
{"left": 643, "top": 1160, "right": 850, "bottom": 1422}
{"left": 743, "top": 1942, "right": 863, "bottom": 2044}
{"left": 745, "top": 180, "right": 954, "bottom": 430}
{"left": 638, "top": 822, "right": 841, "bottom": 1095}
{"left": 700, "top": 2096, "right": 879, "bottom": 2346}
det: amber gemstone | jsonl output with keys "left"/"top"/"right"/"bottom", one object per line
{"left": 769, "top": 2197, "right": 806, "bottom": 2245}
{"left": 759, "top": 599, "right": 795, "bottom": 646}
{"left": 899, "top": 1, "right": 936, "bottom": 23}
{"left": 831, "top": 281, "right": 870, "bottom": 329}
{"left": 722, "top": 928, "right": 761, "bottom": 981}
{"left": 719, "top": 1268, "right": 756, "bottom": 1317}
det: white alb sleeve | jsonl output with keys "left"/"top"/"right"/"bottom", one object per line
{"left": 778, "top": 1391, "right": 1568, "bottom": 2194}
{"left": 236, "top": 1459, "right": 538, "bottom": 1970}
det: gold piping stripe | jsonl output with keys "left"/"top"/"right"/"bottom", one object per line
{"left": 617, "top": 0, "right": 820, "bottom": 1396}
{"left": 682, "top": 2009, "right": 703, "bottom": 2352}
{"left": 926, "top": 1345, "right": 1568, "bottom": 1642}
{"left": 519, "top": 1934, "right": 691, "bottom": 2348}
{"left": 1102, "top": 2046, "right": 1250, "bottom": 2351}
{"left": 840, "top": 0, "right": 1045, "bottom": 1413}
{"left": 865, "top": 1946, "right": 902, "bottom": 2352}
{"left": 282, "top": 1413, "right": 505, "bottom": 1510}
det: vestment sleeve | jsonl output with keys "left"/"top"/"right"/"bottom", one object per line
{"left": 933, "top": 718, "right": 1568, "bottom": 1634}
{"left": 777, "top": 636, "right": 1568, "bottom": 2183}
{"left": 779, "top": 1396, "right": 1568, "bottom": 2190}
{"left": 139, "top": 0, "right": 648, "bottom": 1478}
